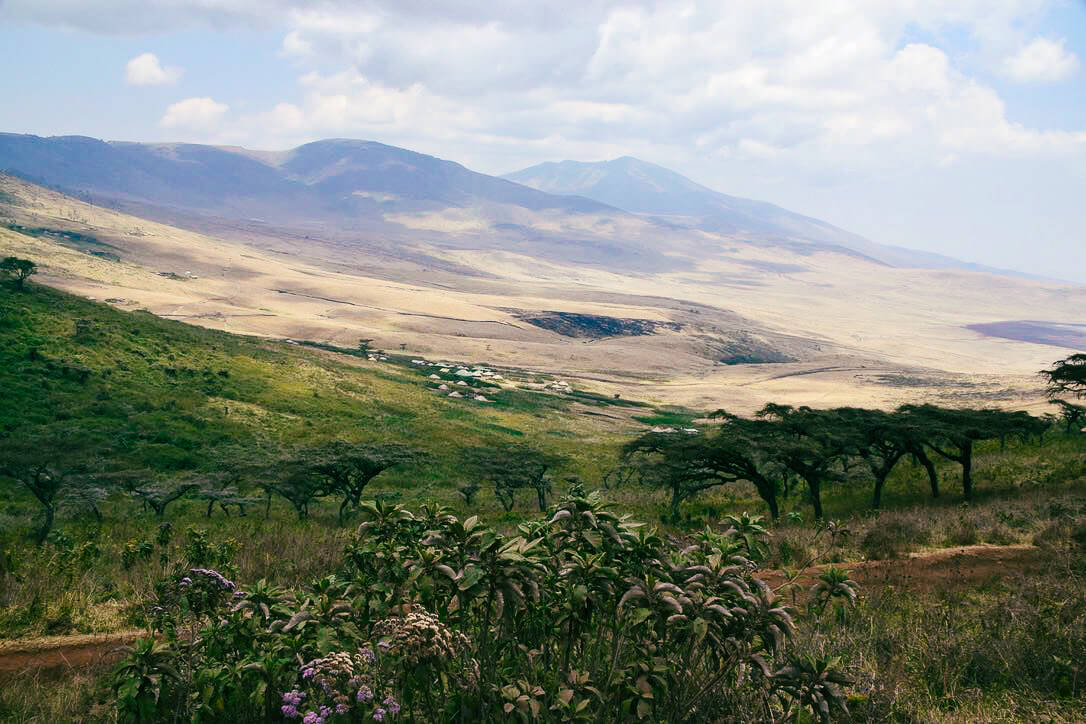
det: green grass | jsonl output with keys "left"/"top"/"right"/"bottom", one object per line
{"left": 0, "top": 283, "right": 627, "bottom": 501}
{"left": 2, "top": 281, "right": 1086, "bottom": 722}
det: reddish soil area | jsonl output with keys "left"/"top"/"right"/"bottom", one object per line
{"left": 0, "top": 545, "right": 1050, "bottom": 679}
{"left": 760, "top": 543, "right": 1046, "bottom": 595}
{"left": 0, "top": 630, "right": 143, "bottom": 680}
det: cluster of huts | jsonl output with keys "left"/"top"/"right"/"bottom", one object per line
{"left": 411, "top": 360, "right": 504, "bottom": 403}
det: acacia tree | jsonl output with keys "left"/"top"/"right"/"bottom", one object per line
{"left": 0, "top": 428, "right": 102, "bottom": 543}
{"left": 1050, "top": 399, "right": 1086, "bottom": 434}
{"left": 460, "top": 444, "right": 566, "bottom": 512}
{"left": 0, "top": 256, "right": 36, "bottom": 289}
{"left": 257, "top": 472, "right": 326, "bottom": 520}
{"left": 625, "top": 415, "right": 782, "bottom": 521}
{"left": 131, "top": 483, "right": 200, "bottom": 518}
{"left": 1041, "top": 353, "right": 1086, "bottom": 398}
{"left": 900, "top": 405, "right": 1041, "bottom": 500}
{"left": 833, "top": 408, "right": 911, "bottom": 509}
{"left": 301, "top": 441, "right": 424, "bottom": 522}
{"left": 756, "top": 404, "right": 853, "bottom": 519}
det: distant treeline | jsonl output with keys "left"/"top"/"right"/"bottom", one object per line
{"left": 624, "top": 403, "right": 1053, "bottom": 521}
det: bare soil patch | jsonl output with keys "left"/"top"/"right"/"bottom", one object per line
{"left": 0, "top": 631, "right": 142, "bottom": 680}
{"left": 762, "top": 543, "right": 1046, "bottom": 595}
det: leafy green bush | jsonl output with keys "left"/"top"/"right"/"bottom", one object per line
{"left": 111, "top": 491, "right": 853, "bottom": 722}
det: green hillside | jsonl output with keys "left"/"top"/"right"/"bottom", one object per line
{"left": 0, "top": 282, "right": 630, "bottom": 513}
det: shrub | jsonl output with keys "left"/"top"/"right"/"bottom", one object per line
{"left": 112, "top": 492, "right": 854, "bottom": 722}
{"left": 860, "top": 517, "right": 931, "bottom": 560}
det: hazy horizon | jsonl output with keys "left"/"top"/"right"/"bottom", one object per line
{"left": 2, "top": 1, "right": 1084, "bottom": 282}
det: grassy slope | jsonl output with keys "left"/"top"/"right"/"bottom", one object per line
{"left": 0, "top": 282, "right": 632, "bottom": 512}
{"left": 0, "top": 284, "right": 1084, "bottom": 723}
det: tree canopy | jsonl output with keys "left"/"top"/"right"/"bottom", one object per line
{"left": 0, "top": 256, "right": 36, "bottom": 289}
{"left": 1041, "top": 353, "right": 1086, "bottom": 399}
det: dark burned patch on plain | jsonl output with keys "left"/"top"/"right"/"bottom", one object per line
{"left": 967, "top": 320, "right": 1086, "bottom": 349}
{"left": 517, "top": 311, "right": 682, "bottom": 338}
{"left": 6, "top": 223, "right": 121, "bottom": 261}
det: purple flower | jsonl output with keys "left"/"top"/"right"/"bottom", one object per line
{"left": 190, "top": 567, "right": 236, "bottom": 591}
{"left": 373, "top": 708, "right": 386, "bottom": 722}
{"left": 336, "top": 702, "right": 350, "bottom": 715}
{"left": 356, "top": 686, "right": 373, "bottom": 702}
{"left": 281, "top": 704, "right": 299, "bottom": 719}
{"left": 320, "top": 706, "right": 332, "bottom": 718}
{"left": 360, "top": 647, "right": 376, "bottom": 663}
{"left": 179, "top": 577, "right": 192, "bottom": 587}
{"left": 302, "top": 712, "right": 323, "bottom": 724}
{"left": 383, "top": 697, "right": 400, "bottom": 716}
{"left": 302, "top": 667, "right": 316, "bottom": 680}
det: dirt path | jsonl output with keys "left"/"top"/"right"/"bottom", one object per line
{"left": 0, "top": 544, "right": 1048, "bottom": 680}
{"left": 760, "top": 543, "right": 1046, "bottom": 594}
{"left": 0, "top": 630, "right": 144, "bottom": 680}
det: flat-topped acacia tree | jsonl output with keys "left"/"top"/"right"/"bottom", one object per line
{"left": 897, "top": 405, "right": 1042, "bottom": 500}
{"left": 624, "top": 414, "right": 782, "bottom": 521}
{"left": 1041, "top": 353, "right": 1086, "bottom": 399}
{"left": 0, "top": 427, "right": 102, "bottom": 543}
{"left": 269, "top": 442, "right": 426, "bottom": 522}
{"left": 460, "top": 443, "right": 566, "bottom": 512}
{"left": 756, "top": 404, "right": 855, "bottom": 519}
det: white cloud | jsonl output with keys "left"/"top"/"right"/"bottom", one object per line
{"left": 160, "top": 97, "right": 229, "bottom": 129}
{"left": 1003, "top": 37, "right": 1079, "bottom": 83}
{"left": 125, "top": 52, "right": 182, "bottom": 86}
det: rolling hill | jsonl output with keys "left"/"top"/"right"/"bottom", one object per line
{"left": 1, "top": 134, "right": 1083, "bottom": 416}
{"left": 503, "top": 156, "right": 1015, "bottom": 271}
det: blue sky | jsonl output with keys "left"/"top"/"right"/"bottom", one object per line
{"left": 1, "top": 1, "right": 1084, "bottom": 282}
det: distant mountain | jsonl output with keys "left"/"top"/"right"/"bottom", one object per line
{"left": 0, "top": 133, "right": 1029, "bottom": 276}
{"left": 504, "top": 157, "right": 981, "bottom": 269}
{"left": 0, "top": 134, "right": 613, "bottom": 222}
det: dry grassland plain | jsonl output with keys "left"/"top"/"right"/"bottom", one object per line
{"left": 2, "top": 173, "right": 1081, "bottom": 414}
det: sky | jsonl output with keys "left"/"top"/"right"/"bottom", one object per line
{"left": 1, "top": 0, "right": 1084, "bottom": 282}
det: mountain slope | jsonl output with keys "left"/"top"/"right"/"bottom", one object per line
{"left": 503, "top": 157, "right": 968, "bottom": 269}
{"left": 0, "top": 134, "right": 614, "bottom": 221}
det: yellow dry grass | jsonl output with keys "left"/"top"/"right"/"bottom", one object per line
{"left": 2, "top": 173, "right": 1081, "bottom": 414}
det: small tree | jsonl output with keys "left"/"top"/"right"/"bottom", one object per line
{"left": 625, "top": 415, "right": 782, "bottom": 521}
{"left": 1050, "top": 399, "right": 1086, "bottom": 434}
{"left": 131, "top": 483, "right": 200, "bottom": 518}
{"left": 1041, "top": 354, "right": 1086, "bottom": 398}
{"left": 0, "top": 428, "right": 101, "bottom": 544}
{"left": 461, "top": 444, "right": 566, "bottom": 512}
{"left": 835, "top": 408, "right": 928, "bottom": 509}
{"left": 0, "top": 256, "right": 36, "bottom": 289}
{"left": 257, "top": 473, "right": 326, "bottom": 520}
{"left": 298, "top": 441, "right": 424, "bottom": 522}
{"left": 358, "top": 339, "right": 375, "bottom": 355}
{"left": 899, "top": 405, "right": 1041, "bottom": 500}
{"left": 757, "top": 404, "right": 853, "bottom": 519}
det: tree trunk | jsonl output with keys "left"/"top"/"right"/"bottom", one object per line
{"left": 961, "top": 441, "right": 973, "bottom": 500}
{"left": 535, "top": 485, "right": 547, "bottom": 512}
{"left": 35, "top": 503, "right": 55, "bottom": 545}
{"left": 670, "top": 486, "right": 683, "bottom": 523}
{"left": 804, "top": 476, "right": 823, "bottom": 519}
{"left": 206, "top": 499, "right": 215, "bottom": 518}
{"left": 754, "top": 479, "right": 779, "bottom": 520}
{"left": 914, "top": 451, "right": 939, "bottom": 498}
{"left": 872, "top": 471, "right": 889, "bottom": 509}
